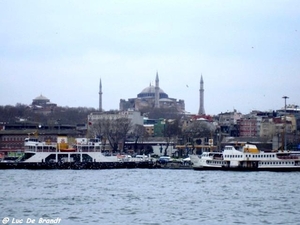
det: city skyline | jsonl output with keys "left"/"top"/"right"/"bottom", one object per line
{"left": 1, "top": 1, "right": 299, "bottom": 115}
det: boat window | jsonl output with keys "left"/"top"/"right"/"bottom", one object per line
{"left": 82, "top": 154, "right": 93, "bottom": 162}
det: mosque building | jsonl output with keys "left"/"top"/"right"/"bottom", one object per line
{"left": 118, "top": 72, "right": 185, "bottom": 113}
{"left": 30, "top": 94, "right": 57, "bottom": 114}
{"left": 99, "top": 72, "right": 205, "bottom": 115}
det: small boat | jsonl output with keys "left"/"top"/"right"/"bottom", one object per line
{"left": 189, "top": 143, "right": 300, "bottom": 172}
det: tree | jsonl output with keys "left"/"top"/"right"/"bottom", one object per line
{"left": 0, "top": 104, "right": 96, "bottom": 125}
{"left": 116, "top": 117, "right": 133, "bottom": 152}
{"left": 130, "top": 124, "right": 148, "bottom": 153}
{"left": 89, "top": 117, "right": 132, "bottom": 152}
{"left": 183, "top": 119, "right": 216, "bottom": 154}
{"left": 162, "top": 118, "right": 182, "bottom": 156}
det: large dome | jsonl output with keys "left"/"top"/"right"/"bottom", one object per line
{"left": 34, "top": 94, "right": 49, "bottom": 101}
{"left": 137, "top": 85, "right": 168, "bottom": 98}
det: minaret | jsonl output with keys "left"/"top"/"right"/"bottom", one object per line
{"left": 99, "top": 78, "right": 103, "bottom": 111}
{"left": 198, "top": 75, "right": 205, "bottom": 115}
{"left": 154, "top": 72, "right": 160, "bottom": 108}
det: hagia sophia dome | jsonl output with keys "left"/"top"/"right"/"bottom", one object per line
{"left": 137, "top": 85, "right": 168, "bottom": 99}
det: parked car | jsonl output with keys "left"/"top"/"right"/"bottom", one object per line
{"left": 157, "top": 156, "right": 171, "bottom": 164}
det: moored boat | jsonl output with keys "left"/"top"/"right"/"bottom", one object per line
{"left": 0, "top": 136, "right": 154, "bottom": 169}
{"left": 189, "top": 143, "right": 300, "bottom": 172}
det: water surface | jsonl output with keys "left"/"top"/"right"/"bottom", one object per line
{"left": 0, "top": 169, "right": 299, "bottom": 225}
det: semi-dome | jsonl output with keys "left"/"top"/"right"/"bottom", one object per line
{"left": 137, "top": 85, "right": 168, "bottom": 99}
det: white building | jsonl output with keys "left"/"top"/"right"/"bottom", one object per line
{"left": 88, "top": 110, "right": 144, "bottom": 127}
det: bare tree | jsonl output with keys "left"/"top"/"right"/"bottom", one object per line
{"left": 183, "top": 119, "right": 216, "bottom": 153}
{"left": 89, "top": 117, "right": 132, "bottom": 152}
{"left": 162, "top": 118, "right": 182, "bottom": 156}
{"left": 116, "top": 117, "right": 133, "bottom": 152}
{"left": 131, "top": 124, "right": 147, "bottom": 153}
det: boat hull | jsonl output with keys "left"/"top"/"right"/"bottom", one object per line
{"left": 193, "top": 166, "right": 300, "bottom": 172}
{"left": 0, "top": 161, "right": 155, "bottom": 170}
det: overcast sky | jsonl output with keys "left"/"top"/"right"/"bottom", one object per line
{"left": 1, "top": 0, "right": 299, "bottom": 115}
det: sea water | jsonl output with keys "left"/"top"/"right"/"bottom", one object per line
{"left": 0, "top": 169, "right": 299, "bottom": 225}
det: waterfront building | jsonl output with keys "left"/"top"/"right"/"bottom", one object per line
{"left": 260, "top": 118, "right": 277, "bottom": 139}
{"left": 237, "top": 117, "right": 258, "bottom": 137}
{"left": 218, "top": 110, "right": 242, "bottom": 137}
{"left": 0, "top": 123, "right": 79, "bottom": 157}
{"left": 88, "top": 110, "right": 143, "bottom": 127}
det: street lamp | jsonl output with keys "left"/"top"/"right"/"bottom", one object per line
{"left": 282, "top": 96, "right": 289, "bottom": 150}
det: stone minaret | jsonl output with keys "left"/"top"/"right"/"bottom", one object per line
{"left": 198, "top": 75, "right": 205, "bottom": 115}
{"left": 154, "top": 72, "right": 160, "bottom": 108}
{"left": 99, "top": 78, "right": 103, "bottom": 111}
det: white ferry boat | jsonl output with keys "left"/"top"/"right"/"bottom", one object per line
{"left": 22, "top": 136, "right": 118, "bottom": 162}
{"left": 189, "top": 143, "right": 300, "bottom": 172}
{"left": 0, "top": 136, "right": 153, "bottom": 169}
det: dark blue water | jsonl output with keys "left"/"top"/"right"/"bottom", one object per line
{"left": 0, "top": 169, "right": 299, "bottom": 225}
